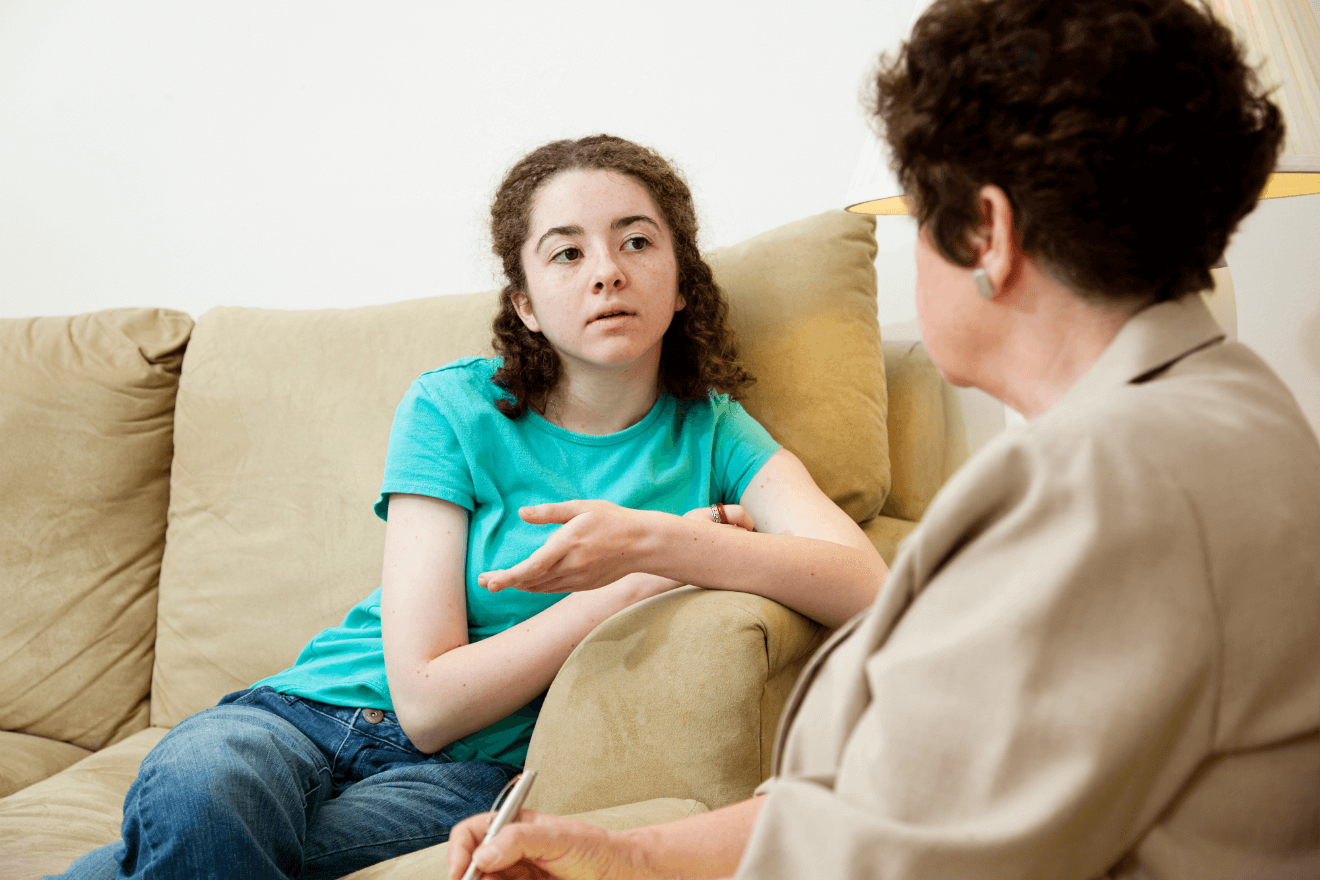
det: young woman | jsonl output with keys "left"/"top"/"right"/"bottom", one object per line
{"left": 52, "top": 134, "right": 885, "bottom": 880}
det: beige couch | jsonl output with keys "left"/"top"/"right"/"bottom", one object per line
{"left": 0, "top": 210, "right": 965, "bottom": 878}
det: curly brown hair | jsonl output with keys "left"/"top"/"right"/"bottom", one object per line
{"left": 872, "top": 0, "right": 1284, "bottom": 302}
{"left": 488, "top": 135, "right": 750, "bottom": 419}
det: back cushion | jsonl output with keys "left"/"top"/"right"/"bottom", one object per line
{"left": 0, "top": 309, "right": 191, "bottom": 749}
{"left": 152, "top": 295, "right": 499, "bottom": 726}
{"left": 880, "top": 341, "right": 967, "bottom": 522}
{"left": 710, "top": 210, "right": 890, "bottom": 523}
{"left": 153, "top": 210, "right": 888, "bottom": 725}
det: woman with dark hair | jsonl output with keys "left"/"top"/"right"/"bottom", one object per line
{"left": 50, "top": 135, "right": 884, "bottom": 879}
{"left": 450, "top": 2, "right": 1320, "bottom": 878}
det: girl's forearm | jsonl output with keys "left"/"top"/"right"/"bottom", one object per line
{"left": 395, "top": 572, "right": 678, "bottom": 754}
{"left": 639, "top": 516, "right": 883, "bottom": 629}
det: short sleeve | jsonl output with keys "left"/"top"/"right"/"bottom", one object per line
{"left": 710, "top": 396, "right": 780, "bottom": 504}
{"left": 374, "top": 376, "right": 476, "bottom": 519}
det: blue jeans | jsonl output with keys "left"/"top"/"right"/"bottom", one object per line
{"left": 50, "top": 687, "right": 517, "bottom": 880}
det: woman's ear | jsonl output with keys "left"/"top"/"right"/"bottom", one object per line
{"left": 511, "top": 291, "right": 541, "bottom": 333}
{"left": 974, "top": 184, "right": 1022, "bottom": 297}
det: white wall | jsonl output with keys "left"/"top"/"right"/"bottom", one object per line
{"left": 2, "top": 1, "right": 1316, "bottom": 444}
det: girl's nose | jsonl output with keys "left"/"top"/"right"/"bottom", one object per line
{"left": 592, "top": 255, "right": 624, "bottom": 292}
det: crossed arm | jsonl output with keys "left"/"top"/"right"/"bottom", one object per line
{"left": 380, "top": 448, "right": 886, "bottom": 756}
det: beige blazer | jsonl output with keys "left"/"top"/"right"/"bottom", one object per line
{"left": 739, "top": 296, "right": 1320, "bottom": 879}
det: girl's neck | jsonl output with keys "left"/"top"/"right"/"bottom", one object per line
{"left": 540, "top": 364, "right": 662, "bottom": 435}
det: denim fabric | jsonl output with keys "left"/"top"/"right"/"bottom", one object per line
{"left": 49, "top": 687, "right": 517, "bottom": 880}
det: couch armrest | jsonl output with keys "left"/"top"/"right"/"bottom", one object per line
{"left": 523, "top": 587, "right": 825, "bottom": 816}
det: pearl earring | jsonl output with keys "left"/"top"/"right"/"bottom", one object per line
{"left": 972, "top": 267, "right": 994, "bottom": 300}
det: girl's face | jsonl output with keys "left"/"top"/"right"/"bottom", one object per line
{"left": 515, "top": 169, "right": 684, "bottom": 381}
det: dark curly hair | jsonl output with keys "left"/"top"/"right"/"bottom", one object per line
{"left": 488, "top": 135, "right": 750, "bottom": 419}
{"left": 872, "top": 0, "right": 1284, "bottom": 302}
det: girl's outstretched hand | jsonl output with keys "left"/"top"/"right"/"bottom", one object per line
{"left": 477, "top": 501, "right": 752, "bottom": 594}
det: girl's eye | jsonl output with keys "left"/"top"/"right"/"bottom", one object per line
{"left": 623, "top": 235, "right": 650, "bottom": 252}
{"left": 551, "top": 247, "right": 582, "bottom": 264}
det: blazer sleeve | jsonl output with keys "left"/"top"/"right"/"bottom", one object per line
{"left": 737, "top": 432, "right": 1222, "bottom": 880}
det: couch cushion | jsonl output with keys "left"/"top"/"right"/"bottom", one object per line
{"left": 0, "top": 730, "right": 92, "bottom": 800}
{"left": 709, "top": 210, "right": 890, "bottom": 523}
{"left": 878, "top": 341, "right": 967, "bottom": 522}
{"left": 152, "top": 210, "right": 888, "bottom": 727}
{"left": 0, "top": 310, "right": 191, "bottom": 752}
{"left": 0, "top": 726, "right": 167, "bottom": 878}
{"left": 152, "top": 294, "right": 502, "bottom": 727}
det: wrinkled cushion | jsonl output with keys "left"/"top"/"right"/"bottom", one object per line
{"left": 152, "top": 295, "right": 501, "bottom": 727}
{"left": 0, "top": 731, "right": 92, "bottom": 800}
{"left": 153, "top": 210, "right": 888, "bottom": 726}
{"left": 710, "top": 210, "right": 890, "bottom": 523}
{"left": 0, "top": 310, "right": 191, "bottom": 751}
{"left": 0, "top": 727, "right": 167, "bottom": 877}
{"left": 524, "top": 588, "right": 825, "bottom": 815}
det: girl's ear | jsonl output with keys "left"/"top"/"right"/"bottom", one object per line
{"left": 511, "top": 291, "right": 540, "bottom": 333}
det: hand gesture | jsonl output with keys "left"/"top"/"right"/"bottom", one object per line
{"left": 477, "top": 500, "right": 655, "bottom": 594}
{"left": 477, "top": 501, "right": 754, "bottom": 595}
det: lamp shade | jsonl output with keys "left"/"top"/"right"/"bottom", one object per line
{"left": 846, "top": 0, "right": 1320, "bottom": 215}
{"left": 1211, "top": 0, "right": 1320, "bottom": 198}
{"left": 844, "top": 128, "right": 909, "bottom": 215}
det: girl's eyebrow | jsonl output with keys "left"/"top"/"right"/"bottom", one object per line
{"left": 613, "top": 215, "right": 659, "bottom": 231}
{"left": 534, "top": 215, "right": 660, "bottom": 254}
{"left": 534, "top": 225, "right": 583, "bottom": 253}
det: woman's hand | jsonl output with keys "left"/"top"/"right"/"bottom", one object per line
{"left": 478, "top": 502, "right": 752, "bottom": 594}
{"left": 448, "top": 809, "right": 646, "bottom": 880}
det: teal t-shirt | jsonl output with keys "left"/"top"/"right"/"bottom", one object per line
{"left": 255, "top": 357, "right": 779, "bottom": 766}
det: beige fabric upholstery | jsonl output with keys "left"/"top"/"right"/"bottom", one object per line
{"left": 524, "top": 588, "right": 826, "bottom": 816}
{"left": 860, "top": 515, "right": 921, "bottom": 568}
{"left": 0, "top": 310, "right": 191, "bottom": 751}
{"left": 0, "top": 731, "right": 92, "bottom": 800}
{"left": 152, "top": 294, "right": 502, "bottom": 727}
{"left": 153, "top": 210, "right": 890, "bottom": 727}
{"left": 710, "top": 211, "right": 889, "bottom": 524}
{"left": 0, "top": 727, "right": 166, "bottom": 878}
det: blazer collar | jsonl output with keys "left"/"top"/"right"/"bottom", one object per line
{"left": 1057, "top": 294, "right": 1226, "bottom": 410}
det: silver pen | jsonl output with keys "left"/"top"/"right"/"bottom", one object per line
{"left": 460, "top": 769, "right": 537, "bottom": 880}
